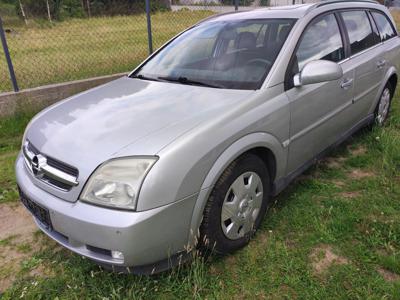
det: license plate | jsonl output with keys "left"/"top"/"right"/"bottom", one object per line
{"left": 19, "top": 188, "right": 52, "bottom": 230}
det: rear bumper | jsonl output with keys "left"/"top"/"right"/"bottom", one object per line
{"left": 15, "top": 154, "right": 197, "bottom": 272}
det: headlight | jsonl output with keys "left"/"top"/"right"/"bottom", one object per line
{"left": 80, "top": 157, "right": 157, "bottom": 210}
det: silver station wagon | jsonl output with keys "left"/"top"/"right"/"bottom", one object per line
{"left": 16, "top": 0, "right": 399, "bottom": 274}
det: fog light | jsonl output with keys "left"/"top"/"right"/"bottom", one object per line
{"left": 111, "top": 250, "right": 124, "bottom": 261}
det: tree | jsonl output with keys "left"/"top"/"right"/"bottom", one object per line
{"left": 15, "top": 0, "right": 171, "bottom": 21}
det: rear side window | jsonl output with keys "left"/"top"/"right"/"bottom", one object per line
{"left": 341, "top": 11, "right": 377, "bottom": 55}
{"left": 371, "top": 11, "right": 397, "bottom": 41}
{"left": 295, "top": 14, "right": 345, "bottom": 72}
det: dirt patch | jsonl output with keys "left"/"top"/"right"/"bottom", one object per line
{"left": 297, "top": 174, "right": 315, "bottom": 182}
{"left": 348, "top": 169, "right": 375, "bottom": 180}
{"left": 310, "top": 245, "right": 349, "bottom": 275}
{"left": 332, "top": 180, "right": 346, "bottom": 188}
{"left": 0, "top": 203, "right": 44, "bottom": 292}
{"left": 377, "top": 267, "right": 400, "bottom": 282}
{"left": 285, "top": 238, "right": 297, "bottom": 249}
{"left": 350, "top": 145, "right": 367, "bottom": 156}
{"left": 225, "top": 255, "right": 237, "bottom": 266}
{"left": 339, "top": 191, "right": 361, "bottom": 199}
{"left": 29, "top": 264, "right": 55, "bottom": 278}
{"left": 0, "top": 203, "right": 37, "bottom": 242}
{"left": 375, "top": 244, "right": 397, "bottom": 257}
{"left": 278, "top": 284, "right": 298, "bottom": 299}
{"left": 324, "top": 157, "right": 343, "bottom": 169}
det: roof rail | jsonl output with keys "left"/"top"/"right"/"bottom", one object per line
{"left": 315, "top": 0, "right": 379, "bottom": 8}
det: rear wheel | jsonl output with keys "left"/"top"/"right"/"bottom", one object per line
{"left": 375, "top": 83, "right": 393, "bottom": 126}
{"left": 199, "top": 153, "right": 270, "bottom": 254}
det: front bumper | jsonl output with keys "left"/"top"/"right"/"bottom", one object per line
{"left": 15, "top": 154, "right": 197, "bottom": 272}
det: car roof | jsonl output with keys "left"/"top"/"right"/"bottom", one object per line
{"left": 206, "top": 4, "right": 314, "bottom": 21}
{"left": 204, "top": 0, "right": 383, "bottom": 22}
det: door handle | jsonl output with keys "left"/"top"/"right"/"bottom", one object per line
{"left": 377, "top": 60, "right": 386, "bottom": 69}
{"left": 340, "top": 78, "right": 353, "bottom": 89}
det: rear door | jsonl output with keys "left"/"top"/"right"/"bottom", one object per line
{"left": 370, "top": 10, "right": 399, "bottom": 89}
{"left": 285, "top": 13, "right": 354, "bottom": 174}
{"left": 339, "top": 10, "right": 383, "bottom": 122}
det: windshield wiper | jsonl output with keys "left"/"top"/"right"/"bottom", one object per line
{"left": 131, "top": 74, "right": 161, "bottom": 82}
{"left": 158, "top": 76, "right": 224, "bottom": 89}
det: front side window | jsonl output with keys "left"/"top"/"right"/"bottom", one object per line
{"left": 295, "top": 14, "right": 345, "bottom": 72}
{"left": 371, "top": 11, "right": 397, "bottom": 41}
{"left": 341, "top": 10, "right": 376, "bottom": 55}
{"left": 132, "top": 19, "right": 295, "bottom": 90}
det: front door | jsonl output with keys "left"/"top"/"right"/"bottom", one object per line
{"left": 285, "top": 13, "right": 355, "bottom": 174}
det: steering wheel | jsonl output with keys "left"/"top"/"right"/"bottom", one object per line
{"left": 245, "top": 58, "right": 272, "bottom": 67}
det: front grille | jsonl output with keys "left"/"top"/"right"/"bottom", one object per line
{"left": 43, "top": 175, "right": 74, "bottom": 191}
{"left": 23, "top": 140, "right": 79, "bottom": 191}
{"left": 27, "top": 142, "right": 39, "bottom": 155}
{"left": 46, "top": 157, "right": 79, "bottom": 178}
{"left": 27, "top": 142, "right": 78, "bottom": 178}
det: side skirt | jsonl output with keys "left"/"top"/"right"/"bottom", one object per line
{"left": 271, "top": 114, "right": 375, "bottom": 196}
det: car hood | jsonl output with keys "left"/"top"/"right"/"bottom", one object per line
{"left": 26, "top": 76, "right": 252, "bottom": 175}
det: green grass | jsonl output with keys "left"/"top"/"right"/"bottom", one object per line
{"left": 0, "top": 90, "right": 398, "bottom": 298}
{"left": 0, "top": 10, "right": 214, "bottom": 92}
{"left": 0, "top": 112, "right": 33, "bottom": 204}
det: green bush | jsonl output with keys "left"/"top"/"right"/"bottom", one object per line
{"left": 0, "top": 0, "right": 15, "bottom": 4}
{"left": 22, "top": 0, "right": 84, "bottom": 20}
{"left": 0, "top": 2, "right": 16, "bottom": 16}
{"left": 59, "top": 0, "right": 84, "bottom": 18}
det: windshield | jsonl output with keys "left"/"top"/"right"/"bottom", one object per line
{"left": 131, "top": 18, "right": 296, "bottom": 90}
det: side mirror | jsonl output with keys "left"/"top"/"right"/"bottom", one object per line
{"left": 294, "top": 60, "right": 343, "bottom": 87}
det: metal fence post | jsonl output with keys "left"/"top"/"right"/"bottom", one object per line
{"left": 0, "top": 16, "right": 19, "bottom": 92}
{"left": 145, "top": 0, "right": 153, "bottom": 55}
{"left": 235, "top": 0, "right": 239, "bottom": 11}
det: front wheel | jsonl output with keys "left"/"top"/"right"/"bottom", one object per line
{"left": 199, "top": 153, "right": 270, "bottom": 254}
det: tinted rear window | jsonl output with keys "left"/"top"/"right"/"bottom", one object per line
{"left": 371, "top": 11, "right": 397, "bottom": 41}
{"left": 341, "top": 10, "right": 377, "bottom": 55}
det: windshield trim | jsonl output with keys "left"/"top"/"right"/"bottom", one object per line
{"left": 129, "top": 18, "right": 297, "bottom": 90}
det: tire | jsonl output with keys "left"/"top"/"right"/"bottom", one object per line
{"left": 199, "top": 153, "right": 270, "bottom": 255}
{"left": 375, "top": 82, "right": 394, "bottom": 126}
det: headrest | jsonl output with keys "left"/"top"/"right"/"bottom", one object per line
{"left": 278, "top": 26, "right": 291, "bottom": 42}
{"left": 235, "top": 32, "right": 256, "bottom": 49}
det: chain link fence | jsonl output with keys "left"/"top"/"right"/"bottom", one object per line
{"left": 1, "top": 0, "right": 318, "bottom": 93}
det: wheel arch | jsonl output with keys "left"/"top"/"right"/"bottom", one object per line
{"left": 388, "top": 73, "right": 398, "bottom": 97}
{"left": 248, "top": 147, "right": 277, "bottom": 185}
{"left": 187, "top": 132, "right": 286, "bottom": 248}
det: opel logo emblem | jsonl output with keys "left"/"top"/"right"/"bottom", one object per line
{"left": 31, "top": 154, "right": 47, "bottom": 177}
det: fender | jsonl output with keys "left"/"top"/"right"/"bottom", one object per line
{"left": 186, "top": 132, "right": 287, "bottom": 248}
{"left": 369, "top": 66, "right": 397, "bottom": 115}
